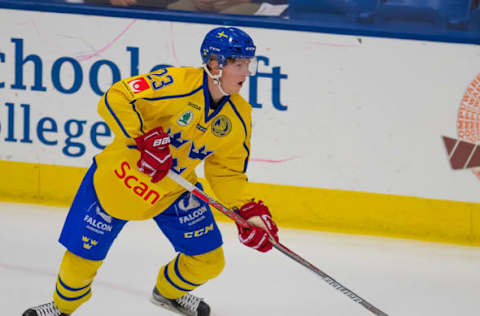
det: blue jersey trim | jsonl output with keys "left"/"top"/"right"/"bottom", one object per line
{"left": 55, "top": 286, "right": 91, "bottom": 301}
{"left": 174, "top": 254, "right": 202, "bottom": 287}
{"left": 131, "top": 102, "right": 145, "bottom": 134}
{"left": 163, "top": 263, "right": 192, "bottom": 292}
{"left": 0, "top": 1, "right": 478, "bottom": 45}
{"left": 104, "top": 90, "right": 131, "bottom": 138}
{"left": 142, "top": 85, "right": 202, "bottom": 101}
{"left": 242, "top": 143, "right": 251, "bottom": 173}
{"left": 228, "top": 100, "right": 250, "bottom": 173}
{"left": 58, "top": 276, "right": 91, "bottom": 292}
{"left": 202, "top": 71, "right": 229, "bottom": 124}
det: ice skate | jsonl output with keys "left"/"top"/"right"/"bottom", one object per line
{"left": 150, "top": 287, "right": 210, "bottom": 316}
{"left": 22, "top": 301, "right": 69, "bottom": 316}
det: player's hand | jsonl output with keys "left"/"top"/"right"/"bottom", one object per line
{"left": 135, "top": 127, "right": 172, "bottom": 183}
{"left": 235, "top": 200, "right": 279, "bottom": 253}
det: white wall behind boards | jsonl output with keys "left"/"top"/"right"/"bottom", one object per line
{"left": 0, "top": 9, "right": 479, "bottom": 203}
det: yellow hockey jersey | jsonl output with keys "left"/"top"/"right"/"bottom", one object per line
{"left": 93, "top": 67, "right": 253, "bottom": 220}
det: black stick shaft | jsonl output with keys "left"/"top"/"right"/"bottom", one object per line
{"left": 167, "top": 171, "right": 389, "bottom": 316}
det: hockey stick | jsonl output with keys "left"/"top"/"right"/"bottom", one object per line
{"left": 167, "top": 171, "right": 389, "bottom": 316}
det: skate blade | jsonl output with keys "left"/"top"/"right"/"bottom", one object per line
{"left": 150, "top": 296, "right": 194, "bottom": 316}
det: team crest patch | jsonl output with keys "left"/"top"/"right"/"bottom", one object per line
{"left": 211, "top": 115, "right": 232, "bottom": 137}
{"left": 177, "top": 111, "right": 194, "bottom": 127}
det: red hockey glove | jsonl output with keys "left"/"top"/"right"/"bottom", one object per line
{"left": 135, "top": 127, "right": 172, "bottom": 183}
{"left": 236, "top": 201, "right": 279, "bottom": 253}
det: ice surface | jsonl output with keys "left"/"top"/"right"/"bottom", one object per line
{"left": 1, "top": 202, "right": 479, "bottom": 316}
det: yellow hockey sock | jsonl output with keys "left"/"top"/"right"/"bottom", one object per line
{"left": 53, "top": 251, "right": 103, "bottom": 314}
{"left": 156, "top": 247, "right": 225, "bottom": 299}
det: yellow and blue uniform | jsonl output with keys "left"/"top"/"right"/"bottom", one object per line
{"left": 94, "top": 66, "right": 253, "bottom": 219}
{"left": 54, "top": 67, "right": 253, "bottom": 314}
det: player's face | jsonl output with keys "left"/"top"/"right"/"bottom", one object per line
{"left": 220, "top": 58, "right": 251, "bottom": 94}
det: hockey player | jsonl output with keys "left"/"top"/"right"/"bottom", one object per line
{"left": 23, "top": 26, "right": 279, "bottom": 316}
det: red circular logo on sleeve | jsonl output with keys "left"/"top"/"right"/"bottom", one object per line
{"left": 127, "top": 77, "right": 149, "bottom": 94}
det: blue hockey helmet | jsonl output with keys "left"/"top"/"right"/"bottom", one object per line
{"left": 200, "top": 27, "right": 256, "bottom": 70}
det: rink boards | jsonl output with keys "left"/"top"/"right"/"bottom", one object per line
{"left": 1, "top": 160, "right": 479, "bottom": 246}
{"left": 0, "top": 8, "right": 479, "bottom": 245}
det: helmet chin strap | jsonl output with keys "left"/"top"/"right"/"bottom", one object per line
{"left": 203, "top": 64, "right": 229, "bottom": 96}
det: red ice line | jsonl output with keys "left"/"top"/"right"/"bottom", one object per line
{"left": 76, "top": 19, "right": 137, "bottom": 62}
{"left": 16, "top": 20, "right": 40, "bottom": 36}
{"left": 250, "top": 156, "right": 298, "bottom": 163}
{"left": 0, "top": 262, "right": 147, "bottom": 298}
{"left": 169, "top": 22, "right": 179, "bottom": 65}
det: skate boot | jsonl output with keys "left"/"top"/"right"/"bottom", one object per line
{"left": 22, "top": 301, "right": 69, "bottom": 316}
{"left": 151, "top": 287, "right": 210, "bottom": 316}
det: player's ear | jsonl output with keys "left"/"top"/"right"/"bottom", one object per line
{"left": 208, "top": 60, "right": 221, "bottom": 75}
